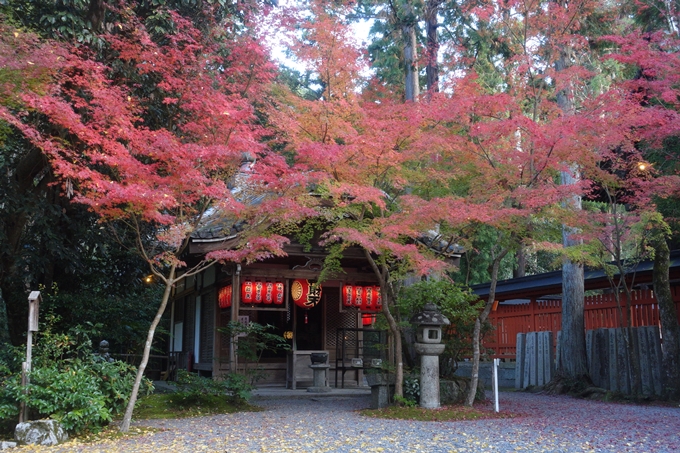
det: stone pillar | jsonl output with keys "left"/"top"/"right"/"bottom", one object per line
{"left": 307, "top": 364, "right": 331, "bottom": 393}
{"left": 414, "top": 342, "right": 446, "bottom": 409}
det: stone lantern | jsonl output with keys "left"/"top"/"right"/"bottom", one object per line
{"left": 410, "top": 303, "right": 450, "bottom": 409}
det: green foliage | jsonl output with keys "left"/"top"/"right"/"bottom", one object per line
{"left": 133, "top": 391, "right": 261, "bottom": 420}
{"left": 12, "top": 365, "right": 114, "bottom": 433}
{"left": 402, "top": 372, "right": 420, "bottom": 405}
{"left": 393, "top": 394, "right": 417, "bottom": 408}
{"left": 360, "top": 402, "right": 513, "bottom": 421}
{"left": 398, "top": 279, "right": 485, "bottom": 376}
{"left": 0, "top": 360, "right": 18, "bottom": 421}
{"left": 173, "top": 370, "right": 252, "bottom": 404}
{"left": 449, "top": 226, "right": 516, "bottom": 285}
{"left": 219, "top": 321, "right": 290, "bottom": 385}
{"left": 0, "top": 316, "right": 151, "bottom": 434}
{"left": 40, "top": 283, "right": 164, "bottom": 355}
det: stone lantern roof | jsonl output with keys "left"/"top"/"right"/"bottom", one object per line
{"left": 410, "top": 303, "right": 450, "bottom": 327}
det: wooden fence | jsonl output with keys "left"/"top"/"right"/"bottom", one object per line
{"left": 486, "top": 287, "right": 680, "bottom": 359}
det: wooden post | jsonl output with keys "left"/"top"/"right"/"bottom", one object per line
{"left": 20, "top": 291, "right": 41, "bottom": 423}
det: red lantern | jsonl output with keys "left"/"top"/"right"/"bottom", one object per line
{"left": 353, "top": 285, "right": 364, "bottom": 308}
{"left": 253, "top": 281, "right": 264, "bottom": 303}
{"left": 241, "top": 280, "right": 254, "bottom": 304}
{"left": 218, "top": 285, "right": 232, "bottom": 309}
{"left": 374, "top": 285, "right": 382, "bottom": 310}
{"left": 363, "top": 286, "right": 375, "bottom": 310}
{"left": 274, "top": 282, "right": 285, "bottom": 304}
{"left": 291, "top": 279, "right": 322, "bottom": 308}
{"left": 362, "top": 313, "right": 375, "bottom": 326}
{"left": 342, "top": 285, "right": 354, "bottom": 307}
{"left": 263, "top": 282, "right": 275, "bottom": 304}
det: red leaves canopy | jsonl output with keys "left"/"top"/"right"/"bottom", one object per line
{"left": 0, "top": 15, "right": 307, "bottom": 267}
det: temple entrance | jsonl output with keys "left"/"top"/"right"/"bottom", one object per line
{"left": 294, "top": 297, "right": 324, "bottom": 350}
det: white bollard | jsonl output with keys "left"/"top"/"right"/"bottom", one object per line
{"left": 493, "top": 358, "right": 500, "bottom": 412}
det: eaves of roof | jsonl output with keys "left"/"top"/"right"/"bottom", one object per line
{"left": 471, "top": 250, "right": 680, "bottom": 301}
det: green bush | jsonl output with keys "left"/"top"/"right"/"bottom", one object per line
{"left": 0, "top": 361, "right": 18, "bottom": 421}
{"left": 174, "top": 370, "right": 252, "bottom": 404}
{"left": 218, "top": 321, "right": 290, "bottom": 385}
{"left": 0, "top": 317, "right": 151, "bottom": 434}
{"left": 403, "top": 371, "right": 420, "bottom": 404}
{"left": 398, "top": 280, "right": 489, "bottom": 377}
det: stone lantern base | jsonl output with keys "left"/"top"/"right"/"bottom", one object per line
{"left": 414, "top": 342, "right": 445, "bottom": 409}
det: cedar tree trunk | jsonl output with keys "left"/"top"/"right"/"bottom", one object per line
{"left": 402, "top": 2, "right": 419, "bottom": 102}
{"left": 653, "top": 236, "right": 680, "bottom": 400}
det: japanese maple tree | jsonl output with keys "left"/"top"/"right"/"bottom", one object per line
{"left": 1, "top": 8, "right": 310, "bottom": 430}
{"left": 269, "top": 1, "right": 460, "bottom": 397}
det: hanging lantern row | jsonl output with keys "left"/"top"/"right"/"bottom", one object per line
{"left": 218, "top": 285, "right": 233, "bottom": 309}
{"left": 291, "top": 279, "right": 323, "bottom": 308}
{"left": 241, "top": 280, "right": 285, "bottom": 305}
{"left": 342, "top": 284, "right": 382, "bottom": 311}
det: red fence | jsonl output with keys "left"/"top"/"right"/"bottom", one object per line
{"left": 486, "top": 288, "right": 680, "bottom": 359}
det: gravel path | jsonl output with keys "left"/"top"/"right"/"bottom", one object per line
{"left": 13, "top": 392, "right": 680, "bottom": 453}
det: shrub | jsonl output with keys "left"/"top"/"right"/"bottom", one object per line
{"left": 174, "top": 370, "right": 252, "bottom": 405}
{"left": 403, "top": 371, "right": 420, "bottom": 404}
{"left": 0, "top": 317, "right": 151, "bottom": 434}
{"left": 398, "top": 279, "right": 489, "bottom": 377}
{"left": 218, "top": 321, "right": 290, "bottom": 385}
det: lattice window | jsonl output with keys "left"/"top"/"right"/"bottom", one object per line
{"left": 326, "top": 288, "right": 358, "bottom": 349}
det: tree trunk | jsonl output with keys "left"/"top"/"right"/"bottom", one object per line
{"left": 424, "top": 0, "right": 440, "bottom": 94}
{"left": 364, "top": 250, "right": 403, "bottom": 398}
{"left": 555, "top": 44, "right": 588, "bottom": 381}
{"left": 465, "top": 246, "right": 508, "bottom": 406}
{"left": 513, "top": 245, "right": 527, "bottom": 278}
{"left": 0, "top": 290, "right": 10, "bottom": 345}
{"left": 87, "top": 0, "right": 107, "bottom": 32}
{"left": 558, "top": 170, "right": 588, "bottom": 380}
{"left": 119, "top": 264, "right": 176, "bottom": 432}
{"left": 559, "top": 254, "right": 588, "bottom": 379}
{"left": 401, "top": 1, "right": 419, "bottom": 102}
{"left": 381, "top": 285, "right": 404, "bottom": 398}
{"left": 652, "top": 235, "right": 680, "bottom": 400}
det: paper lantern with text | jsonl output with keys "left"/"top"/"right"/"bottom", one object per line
{"left": 363, "top": 286, "right": 376, "bottom": 310}
{"left": 218, "top": 285, "right": 232, "bottom": 309}
{"left": 275, "top": 282, "right": 285, "bottom": 304}
{"left": 253, "top": 281, "right": 265, "bottom": 303}
{"left": 342, "top": 284, "right": 354, "bottom": 307}
{"left": 353, "top": 285, "right": 364, "bottom": 307}
{"left": 263, "top": 282, "right": 275, "bottom": 304}
{"left": 291, "top": 279, "right": 322, "bottom": 308}
{"left": 374, "top": 286, "right": 382, "bottom": 310}
{"left": 241, "top": 280, "right": 255, "bottom": 304}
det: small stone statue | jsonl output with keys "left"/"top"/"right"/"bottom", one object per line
{"left": 97, "top": 340, "right": 114, "bottom": 362}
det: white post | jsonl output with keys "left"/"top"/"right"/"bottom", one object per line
{"left": 493, "top": 358, "right": 500, "bottom": 412}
